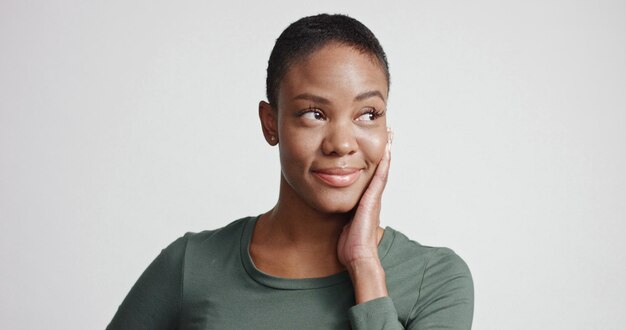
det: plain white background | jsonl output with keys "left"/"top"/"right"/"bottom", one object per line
{"left": 1, "top": 0, "right": 625, "bottom": 329}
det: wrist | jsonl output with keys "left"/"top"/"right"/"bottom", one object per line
{"left": 347, "top": 258, "right": 388, "bottom": 304}
{"left": 345, "top": 256, "right": 382, "bottom": 274}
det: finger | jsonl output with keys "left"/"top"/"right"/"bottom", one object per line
{"left": 359, "top": 130, "right": 392, "bottom": 207}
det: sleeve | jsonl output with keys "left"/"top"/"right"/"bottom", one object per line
{"left": 406, "top": 248, "right": 474, "bottom": 329}
{"left": 107, "top": 235, "right": 188, "bottom": 330}
{"left": 348, "top": 296, "right": 404, "bottom": 329}
{"left": 348, "top": 248, "right": 474, "bottom": 330}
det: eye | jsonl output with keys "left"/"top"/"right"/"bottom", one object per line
{"left": 356, "top": 108, "right": 384, "bottom": 121}
{"left": 299, "top": 108, "right": 326, "bottom": 121}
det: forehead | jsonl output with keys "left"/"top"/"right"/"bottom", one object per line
{"left": 278, "top": 44, "right": 389, "bottom": 103}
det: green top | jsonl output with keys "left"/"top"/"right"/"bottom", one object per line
{"left": 108, "top": 216, "right": 473, "bottom": 329}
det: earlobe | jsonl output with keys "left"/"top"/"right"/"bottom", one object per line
{"left": 258, "top": 101, "right": 279, "bottom": 146}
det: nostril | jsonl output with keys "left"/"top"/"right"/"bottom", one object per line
{"left": 321, "top": 126, "right": 359, "bottom": 156}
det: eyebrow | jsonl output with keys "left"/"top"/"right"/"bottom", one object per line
{"left": 355, "top": 90, "right": 385, "bottom": 102}
{"left": 292, "top": 90, "right": 385, "bottom": 104}
{"left": 293, "top": 93, "right": 331, "bottom": 105}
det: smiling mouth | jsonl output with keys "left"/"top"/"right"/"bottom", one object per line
{"left": 312, "top": 168, "right": 362, "bottom": 187}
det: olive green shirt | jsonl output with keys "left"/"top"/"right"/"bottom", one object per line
{"left": 108, "top": 216, "right": 473, "bottom": 329}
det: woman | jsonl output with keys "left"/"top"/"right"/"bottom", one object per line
{"left": 108, "top": 14, "right": 473, "bottom": 329}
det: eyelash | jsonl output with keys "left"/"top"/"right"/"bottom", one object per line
{"left": 298, "top": 106, "right": 325, "bottom": 120}
{"left": 359, "top": 108, "right": 385, "bottom": 121}
{"left": 297, "top": 107, "right": 384, "bottom": 121}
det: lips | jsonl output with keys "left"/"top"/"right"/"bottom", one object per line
{"left": 312, "top": 168, "right": 362, "bottom": 187}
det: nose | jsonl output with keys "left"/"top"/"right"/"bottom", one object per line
{"left": 321, "top": 121, "right": 358, "bottom": 156}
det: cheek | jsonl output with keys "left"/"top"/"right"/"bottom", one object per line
{"left": 278, "top": 128, "right": 320, "bottom": 168}
{"left": 358, "top": 130, "right": 387, "bottom": 166}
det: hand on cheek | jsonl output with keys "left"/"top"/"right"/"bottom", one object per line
{"left": 337, "top": 129, "right": 392, "bottom": 304}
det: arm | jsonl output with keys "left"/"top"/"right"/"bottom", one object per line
{"left": 348, "top": 248, "right": 474, "bottom": 329}
{"left": 337, "top": 129, "right": 391, "bottom": 302}
{"left": 407, "top": 248, "right": 474, "bottom": 329}
{"left": 107, "top": 236, "right": 187, "bottom": 330}
{"left": 338, "top": 130, "right": 474, "bottom": 329}
{"left": 338, "top": 130, "right": 402, "bottom": 328}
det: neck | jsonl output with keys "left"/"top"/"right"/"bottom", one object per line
{"left": 250, "top": 175, "right": 363, "bottom": 278}
{"left": 260, "top": 176, "right": 352, "bottom": 249}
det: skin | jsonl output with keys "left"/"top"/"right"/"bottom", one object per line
{"left": 255, "top": 42, "right": 392, "bottom": 304}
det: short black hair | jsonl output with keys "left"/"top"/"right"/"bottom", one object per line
{"left": 265, "top": 13, "right": 390, "bottom": 107}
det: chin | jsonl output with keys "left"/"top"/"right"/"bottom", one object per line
{"left": 280, "top": 174, "right": 367, "bottom": 215}
{"left": 309, "top": 193, "right": 361, "bottom": 215}
{"left": 318, "top": 205, "right": 356, "bottom": 215}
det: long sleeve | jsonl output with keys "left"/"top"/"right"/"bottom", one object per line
{"left": 348, "top": 296, "right": 404, "bottom": 329}
{"left": 348, "top": 247, "right": 474, "bottom": 330}
{"left": 107, "top": 236, "right": 188, "bottom": 330}
{"left": 407, "top": 248, "right": 474, "bottom": 329}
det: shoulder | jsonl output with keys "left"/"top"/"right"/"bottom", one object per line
{"left": 422, "top": 247, "right": 472, "bottom": 283}
{"left": 168, "top": 216, "right": 254, "bottom": 270}
{"left": 382, "top": 227, "right": 474, "bottom": 327}
{"left": 382, "top": 227, "right": 471, "bottom": 279}
{"left": 107, "top": 217, "right": 255, "bottom": 329}
{"left": 155, "top": 216, "right": 252, "bottom": 267}
{"left": 172, "top": 216, "right": 252, "bottom": 248}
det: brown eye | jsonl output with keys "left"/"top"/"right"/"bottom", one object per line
{"left": 356, "top": 109, "right": 383, "bottom": 121}
{"left": 357, "top": 112, "right": 376, "bottom": 121}
{"left": 300, "top": 109, "right": 325, "bottom": 121}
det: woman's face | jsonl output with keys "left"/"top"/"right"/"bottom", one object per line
{"left": 270, "top": 43, "right": 389, "bottom": 214}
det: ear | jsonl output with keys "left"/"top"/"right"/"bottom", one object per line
{"left": 258, "top": 101, "right": 279, "bottom": 146}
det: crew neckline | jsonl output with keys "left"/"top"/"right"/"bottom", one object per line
{"left": 240, "top": 215, "right": 395, "bottom": 290}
